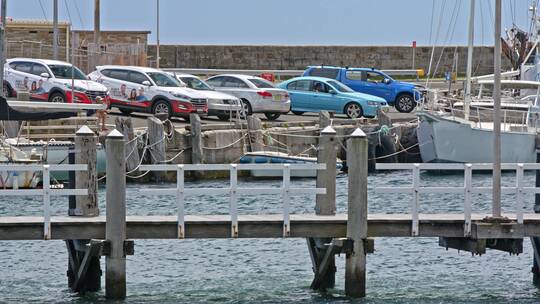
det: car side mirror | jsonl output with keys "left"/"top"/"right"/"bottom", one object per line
{"left": 142, "top": 80, "right": 152, "bottom": 86}
{"left": 328, "top": 89, "right": 337, "bottom": 94}
{"left": 40, "top": 72, "right": 50, "bottom": 78}
{"left": 383, "top": 78, "right": 392, "bottom": 84}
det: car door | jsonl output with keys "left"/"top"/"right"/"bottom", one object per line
{"left": 7, "top": 61, "right": 36, "bottom": 95}
{"left": 361, "top": 71, "right": 393, "bottom": 100}
{"left": 100, "top": 69, "right": 132, "bottom": 105}
{"left": 28, "top": 63, "right": 51, "bottom": 100}
{"left": 286, "top": 79, "right": 312, "bottom": 111}
{"left": 127, "top": 71, "right": 152, "bottom": 106}
{"left": 310, "top": 80, "right": 336, "bottom": 112}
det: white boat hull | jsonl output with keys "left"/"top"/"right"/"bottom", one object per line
{"left": 0, "top": 166, "right": 41, "bottom": 188}
{"left": 417, "top": 111, "right": 536, "bottom": 163}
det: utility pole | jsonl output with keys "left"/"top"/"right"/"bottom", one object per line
{"left": 93, "top": 0, "right": 100, "bottom": 70}
{"left": 156, "top": 0, "right": 160, "bottom": 68}
{"left": 53, "top": 0, "right": 58, "bottom": 60}
{"left": 464, "top": 0, "right": 475, "bottom": 121}
{"left": 0, "top": 0, "right": 6, "bottom": 97}
{"left": 492, "top": 0, "right": 502, "bottom": 218}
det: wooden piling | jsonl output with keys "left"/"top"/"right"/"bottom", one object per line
{"left": 74, "top": 126, "right": 98, "bottom": 216}
{"left": 190, "top": 114, "right": 203, "bottom": 165}
{"left": 105, "top": 129, "right": 127, "bottom": 299}
{"left": 319, "top": 111, "right": 331, "bottom": 129}
{"left": 345, "top": 128, "right": 368, "bottom": 297}
{"left": 533, "top": 136, "right": 540, "bottom": 286}
{"left": 246, "top": 115, "right": 263, "bottom": 152}
{"left": 147, "top": 117, "right": 166, "bottom": 180}
{"left": 310, "top": 125, "right": 337, "bottom": 290}
{"left": 115, "top": 117, "right": 140, "bottom": 172}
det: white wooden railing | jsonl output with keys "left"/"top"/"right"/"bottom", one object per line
{"left": 375, "top": 163, "right": 540, "bottom": 237}
{"left": 139, "top": 163, "right": 327, "bottom": 238}
{"left": 0, "top": 164, "right": 88, "bottom": 239}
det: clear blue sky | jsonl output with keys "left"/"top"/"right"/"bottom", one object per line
{"left": 4, "top": 0, "right": 536, "bottom": 45}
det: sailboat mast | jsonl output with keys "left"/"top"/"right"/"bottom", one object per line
{"left": 493, "top": 0, "right": 502, "bottom": 218}
{"left": 464, "top": 0, "right": 475, "bottom": 120}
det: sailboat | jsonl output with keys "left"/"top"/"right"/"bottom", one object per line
{"left": 417, "top": 0, "right": 539, "bottom": 164}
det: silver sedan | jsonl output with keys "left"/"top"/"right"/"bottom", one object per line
{"left": 206, "top": 74, "right": 291, "bottom": 120}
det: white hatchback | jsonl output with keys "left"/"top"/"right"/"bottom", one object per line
{"left": 172, "top": 73, "right": 242, "bottom": 121}
{"left": 88, "top": 66, "right": 208, "bottom": 119}
{"left": 206, "top": 74, "right": 291, "bottom": 120}
{"left": 4, "top": 58, "right": 108, "bottom": 104}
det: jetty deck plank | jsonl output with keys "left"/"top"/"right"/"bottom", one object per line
{"left": 1, "top": 213, "right": 540, "bottom": 240}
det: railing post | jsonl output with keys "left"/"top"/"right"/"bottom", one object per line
{"left": 411, "top": 164, "right": 420, "bottom": 236}
{"left": 190, "top": 114, "right": 203, "bottom": 165}
{"left": 246, "top": 116, "right": 264, "bottom": 152}
{"left": 74, "top": 126, "right": 98, "bottom": 216}
{"left": 533, "top": 140, "right": 540, "bottom": 287}
{"left": 282, "top": 164, "right": 291, "bottom": 237}
{"left": 345, "top": 128, "right": 368, "bottom": 298}
{"left": 464, "top": 164, "right": 472, "bottom": 237}
{"left": 43, "top": 164, "right": 51, "bottom": 240}
{"left": 147, "top": 116, "right": 166, "bottom": 181}
{"left": 516, "top": 164, "right": 524, "bottom": 224}
{"left": 229, "top": 164, "right": 238, "bottom": 238}
{"left": 176, "top": 164, "right": 185, "bottom": 238}
{"left": 105, "top": 129, "right": 127, "bottom": 299}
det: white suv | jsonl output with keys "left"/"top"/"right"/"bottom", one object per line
{"left": 88, "top": 66, "right": 208, "bottom": 119}
{"left": 172, "top": 73, "right": 242, "bottom": 120}
{"left": 3, "top": 58, "right": 108, "bottom": 103}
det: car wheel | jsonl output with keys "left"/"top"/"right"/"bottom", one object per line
{"left": 119, "top": 108, "right": 133, "bottom": 115}
{"left": 344, "top": 102, "right": 363, "bottom": 119}
{"left": 264, "top": 113, "right": 281, "bottom": 121}
{"left": 49, "top": 92, "right": 66, "bottom": 103}
{"left": 395, "top": 93, "right": 415, "bottom": 113}
{"left": 152, "top": 100, "right": 171, "bottom": 118}
{"left": 239, "top": 99, "right": 252, "bottom": 118}
{"left": 292, "top": 111, "right": 304, "bottom": 116}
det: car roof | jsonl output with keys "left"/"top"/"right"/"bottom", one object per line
{"left": 209, "top": 74, "right": 264, "bottom": 80}
{"left": 7, "top": 57, "right": 72, "bottom": 66}
{"left": 171, "top": 73, "right": 198, "bottom": 78}
{"left": 96, "top": 65, "right": 165, "bottom": 73}
{"left": 307, "top": 65, "right": 379, "bottom": 72}
{"left": 288, "top": 76, "right": 337, "bottom": 82}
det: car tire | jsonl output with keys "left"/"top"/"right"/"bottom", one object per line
{"left": 152, "top": 99, "right": 171, "bottom": 118}
{"left": 292, "top": 111, "right": 304, "bottom": 116}
{"left": 239, "top": 99, "right": 252, "bottom": 118}
{"left": 344, "top": 102, "right": 363, "bottom": 119}
{"left": 119, "top": 108, "right": 134, "bottom": 115}
{"left": 264, "top": 113, "right": 281, "bottom": 121}
{"left": 395, "top": 93, "right": 415, "bottom": 113}
{"left": 49, "top": 92, "right": 66, "bottom": 103}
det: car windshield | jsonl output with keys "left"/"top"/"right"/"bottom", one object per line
{"left": 328, "top": 80, "right": 355, "bottom": 93}
{"left": 48, "top": 65, "right": 87, "bottom": 80}
{"left": 248, "top": 78, "right": 275, "bottom": 89}
{"left": 180, "top": 77, "right": 213, "bottom": 90}
{"left": 147, "top": 72, "right": 181, "bottom": 87}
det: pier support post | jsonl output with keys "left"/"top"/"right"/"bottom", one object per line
{"left": 345, "top": 128, "right": 368, "bottom": 297}
{"left": 105, "top": 129, "right": 127, "bottom": 299}
{"left": 190, "top": 114, "right": 203, "bottom": 165}
{"left": 309, "top": 125, "right": 337, "bottom": 290}
{"left": 147, "top": 117, "right": 166, "bottom": 181}
{"left": 532, "top": 138, "right": 540, "bottom": 287}
{"left": 116, "top": 117, "right": 140, "bottom": 172}
{"left": 319, "top": 110, "right": 331, "bottom": 129}
{"left": 66, "top": 126, "right": 101, "bottom": 293}
{"left": 246, "top": 115, "right": 263, "bottom": 152}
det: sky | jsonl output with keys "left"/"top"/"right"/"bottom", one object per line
{"left": 3, "top": 0, "right": 537, "bottom": 46}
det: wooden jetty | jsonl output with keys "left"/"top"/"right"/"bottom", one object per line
{"left": 1, "top": 124, "right": 540, "bottom": 299}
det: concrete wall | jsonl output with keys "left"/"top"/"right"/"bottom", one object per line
{"left": 148, "top": 45, "right": 512, "bottom": 77}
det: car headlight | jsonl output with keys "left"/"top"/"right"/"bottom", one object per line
{"left": 171, "top": 92, "right": 191, "bottom": 100}
{"left": 208, "top": 98, "right": 221, "bottom": 104}
{"left": 64, "top": 84, "right": 86, "bottom": 92}
{"left": 368, "top": 101, "right": 382, "bottom": 106}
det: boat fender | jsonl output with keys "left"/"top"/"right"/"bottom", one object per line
{"left": 376, "top": 134, "right": 398, "bottom": 163}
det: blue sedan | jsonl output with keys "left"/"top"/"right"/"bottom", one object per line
{"left": 277, "top": 76, "right": 389, "bottom": 118}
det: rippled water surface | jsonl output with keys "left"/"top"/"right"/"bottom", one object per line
{"left": 1, "top": 170, "right": 540, "bottom": 303}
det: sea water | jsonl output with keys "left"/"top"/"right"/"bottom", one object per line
{"left": 1, "top": 170, "right": 540, "bottom": 303}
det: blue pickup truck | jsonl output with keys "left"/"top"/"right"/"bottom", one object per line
{"left": 303, "top": 66, "right": 424, "bottom": 113}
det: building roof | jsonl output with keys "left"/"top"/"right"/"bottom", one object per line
{"left": 73, "top": 30, "right": 151, "bottom": 34}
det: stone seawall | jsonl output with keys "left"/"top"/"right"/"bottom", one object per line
{"left": 148, "top": 45, "right": 511, "bottom": 76}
